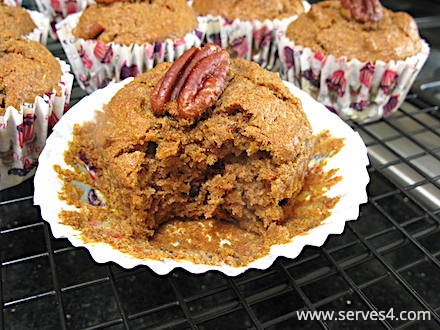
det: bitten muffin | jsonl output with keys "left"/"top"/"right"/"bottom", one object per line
{"left": 278, "top": 0, "right": 429, "bottom": 122}
{"left": 56, "top": 0, "right": 204, "bottom": 92}
{"left": 59, "top": 44, "right": 314, "bottom": 238}
{"left": 192, "top": 0, "right": 306, "bottom": 69}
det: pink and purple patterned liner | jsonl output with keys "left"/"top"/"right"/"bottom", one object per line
{"left": 56, "top": 12, "right": 205, "bottom": 93}
{"left": 34, "top": 0, "right": 91, "bottom": 38}
{"left": 0, "top": 59, "right": 73, "bottom": 190}
{"left": 195, "top": 1, "right": 310, "bottom": 70}
{"left": 277, "top": 33, "right": 430, "bottom": 123}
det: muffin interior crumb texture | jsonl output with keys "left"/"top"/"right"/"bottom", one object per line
{"left": 55, "top": 58, "right": 345, "bottom": 267}
{"left": 286, "top": 0, "right": 423, "bottom": 62}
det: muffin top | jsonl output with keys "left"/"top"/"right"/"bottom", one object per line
{"left": 0, "top": 38, "right": 62, "bottom": 113}
{"left": 285, "top": 0, "right": 423, "bottom": 62}
{"left": 0, "top": 3, "right": 37, "bottom": 40}
{"left": 191, "top": 0, "right": 305, "bottom": 21}
{"left": 73, "top": 0, "right": 198, "bottom": 45}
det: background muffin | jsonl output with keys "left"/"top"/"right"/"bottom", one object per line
{"left": 34, "top": 0, "right": 90, "bottom": 38}
{"left": 277, "top": 0, "right": 429, "bottom": 123}
{"left": 0, "top": 37, "right": 73, "bottom": 190}
{"left": 56, "top": 0, "right": 204, "bottom": 92}
{"left": 192, "top": 0, "right": 307, "bottom": 69}
{"left": 0, "top": 2, "right": 50, "bottom": 44}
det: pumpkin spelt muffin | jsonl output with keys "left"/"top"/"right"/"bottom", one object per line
{"left": 284, "top": 0, "right": 422, "bottom": 62}
{"left": 72, "top": 0, "right": 198, "bottom": 45}
{"left": 277, "top": 0, "right": 429, "bottom": 123}
{"left": 58, "top": 45, "right": 314, "bottom": 238}
{"left": 0, "top": 37, "right": 62, "bottom": 113}
{"left": 0, "top": 36, "right": 73, "bottom": 191}
{"left": 56, "top": 0, "right": 203, "bottom": 92}
{"left": 0, "top": 3, "right": 36, "bottom": 39}
{"left": 192, "top": 0, "right": 305, "bottom": 21}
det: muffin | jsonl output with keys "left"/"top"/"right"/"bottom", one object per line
{"left": 56, "top": 0, "right": 205, "bottom": 92}
{"left": 277, "top": 0, "right": 430, "bottom": 122}
{"left": 35, "top": 44, "right": 371, "bottom": 272}
{"left": 0, "top": 2, "right": 50, "bottom": 44}
{"left": 0, "top": 37, "right": 73, "bottom": 190}
{"left": 34, "top": 0, "right": 90, "bottom": 38}
{"left": 54, "top": 44, "right": 313, "bottom": 239}
{"left": 192, "top": 0, "right": 307, "bottom": 69}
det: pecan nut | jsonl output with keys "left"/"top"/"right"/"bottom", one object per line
{"left": 150, "top": 44, "right": 230, "bottom": 119}
{"left": 340, "top": 0, "right": 384, "bottom": 23}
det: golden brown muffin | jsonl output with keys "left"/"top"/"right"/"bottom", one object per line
{"left": 285, "top": 0, "right": 423, "bottom": 62}
{"left": 192, "top": 0, "right": 305, "bottom": 21}
{"left": 61, "top": 45, "right": 313, "bottom": 238}
{"left": 0, "top": 37, "right": 62, "bottom": 113}
{"left": 0, "top": 3, "right": 37, "bottom": 40}
{"left": 72, "top": 0, "right": 198, "bottom": 45}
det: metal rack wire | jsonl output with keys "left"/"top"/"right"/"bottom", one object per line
{"left": 1, "top": 11, "right": 440, "bottom": 330}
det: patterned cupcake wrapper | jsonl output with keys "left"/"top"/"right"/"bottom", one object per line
{"left": 34, "top": 0, "right": 91, "bottom": 39}
{"left": 196, "top": 1, "right": 310, "bottom": 70}
{"left": 0, "top": 59, "right": 74, "bottom": 191}
{"left": 277, "top": 35, "right": 430, "bottom": 123}
{"left": 56, "top": 12, "right": 206, "bottom": 93}
{"left": 27, "top": 9, "right": 51, "bottom": 44}
{"left": 34, "top": 79, "right": 369, "bottom": 276}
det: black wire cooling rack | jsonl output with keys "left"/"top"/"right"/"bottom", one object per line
{"left": 1, "top": 4, "right": 440, "bottom": 330}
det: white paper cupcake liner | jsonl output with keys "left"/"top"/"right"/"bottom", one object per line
{"left": 277, "top": 35, "right": 430, "bottom": 123}
{"left": 0, "top": 59, "right": 73, "bottom": 191}
{"left": 34, "top": 78, "right": 369, "bottom": 276}
{"left": 196, "top": 1, "right": 310, "bottom": 71}
{"left": 56, "top": 12, "right": 205, "bottom": 93}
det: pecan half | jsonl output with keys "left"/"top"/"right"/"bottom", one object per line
{"left": 340, "top": 0, "right": 384, "bottom": 23}
{"left": 150, "top": 44, "right": 230, "bottom": 119}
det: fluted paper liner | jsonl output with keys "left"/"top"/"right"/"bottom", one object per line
{"left": 34, "top": 79, "right": 369, "bottom": 276}
{"left": 195, "top": 1, "right": 310, "bottom": 70}
{"left": 277, "top": 34, "right": 430, "bottom": 123}
{"left": 0, "top": 60, "right": 73, "bottom": 191}
{"left": 34, "top": 0, "right": 90, "bottom": 37}
{"left": 56, "top": 12, "right": 205, "bottom": 93}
